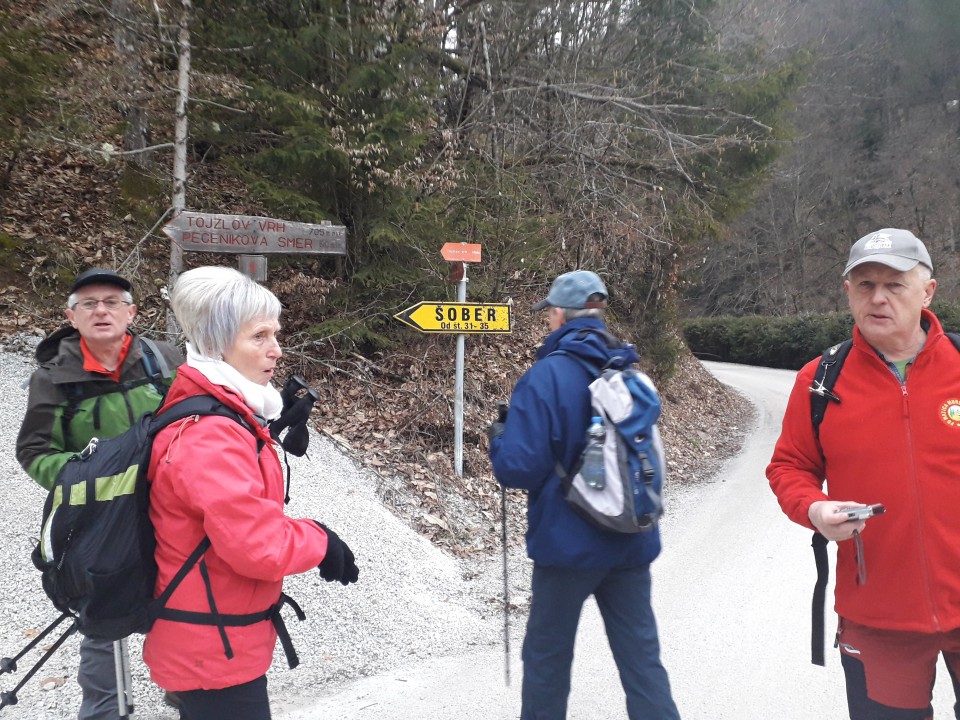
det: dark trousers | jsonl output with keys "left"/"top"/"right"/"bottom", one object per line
{"left": 177, "top": 675, "right": 271, "bottom": 720}
{"left": 520, "top": 564, "right": 680, "bottom": 720}
{"left": 78, "top": 635, "right": 121, "bottom": 720}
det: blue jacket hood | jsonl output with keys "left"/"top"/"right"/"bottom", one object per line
{"left": 536, "top": 317, "right": 640, "bottom": 368}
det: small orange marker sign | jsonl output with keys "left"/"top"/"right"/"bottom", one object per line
{"left": 441, "top": 243, "right": 482, "bottom": 263}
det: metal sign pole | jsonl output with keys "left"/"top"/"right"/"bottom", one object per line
{"left": 454, "top": 264, "right": 467, "bottom": 477}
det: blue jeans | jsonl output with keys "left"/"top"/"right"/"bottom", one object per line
{"left": 521, "top": 564, "right": 680, "bottom": 720}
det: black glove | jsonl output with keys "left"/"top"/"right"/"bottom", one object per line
{"left": 486, "top": 402, "right": 509, "bottom": 440}
{"left": 315, "top": 522, "right": 359, "bottom": 586}
{"left": 271, "top": 379, "right": 320, "bottom": 455}
{"left": 282, "top": 421, "right": 309, "bottom": 457}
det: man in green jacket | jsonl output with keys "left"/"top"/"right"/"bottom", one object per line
{"left": 16, "top": 268, "right": 182, "bottom": 720}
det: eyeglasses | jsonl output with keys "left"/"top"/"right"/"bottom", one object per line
{"left": 72, "top": 298, "right": 132, "bottom": 312}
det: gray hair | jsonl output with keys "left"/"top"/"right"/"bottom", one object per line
{"left": 170, "top": 266, "right": 281, "bottom": 358}
{"left": 844, "top": 263, "right": 933, "bottom": 282}
{"left": 561, "top": 292, "right": 606, "bottom": 321}
{"left": 66, "top": 289, "right": 133, "bottom": 309}
{"left": 562, "top": 307, "right": 605, "bottom": 321}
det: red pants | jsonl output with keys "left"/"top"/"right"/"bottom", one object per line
{"left": 838, "top": 617, "right": 960, "bottom": 719}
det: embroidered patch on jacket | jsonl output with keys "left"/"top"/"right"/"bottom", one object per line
{"left": 939, "top": 400, "right": 960, "bottom": 427}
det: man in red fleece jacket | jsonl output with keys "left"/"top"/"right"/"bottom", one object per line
{"left": 767, "top": 228, "right": 960, "bottom": 719}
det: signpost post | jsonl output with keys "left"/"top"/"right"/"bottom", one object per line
{"left": 394, "top": 243, "right": 508, "bottom": 477}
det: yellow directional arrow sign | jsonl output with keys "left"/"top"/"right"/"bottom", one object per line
{"left": 394, "top": 302, "right": 512, "bottom": 334}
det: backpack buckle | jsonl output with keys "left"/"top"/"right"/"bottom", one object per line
{"left": 808, "top": 379, "right": 841, "bottom": 403}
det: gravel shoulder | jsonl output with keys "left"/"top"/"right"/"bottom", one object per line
{"left": 0, "top": 343, "right": 532, "bottom": 720}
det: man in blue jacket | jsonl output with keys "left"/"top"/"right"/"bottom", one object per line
{"left": 489, "top": 270, "right": 680, "bottom": 720}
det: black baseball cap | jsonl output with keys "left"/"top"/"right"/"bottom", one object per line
{"left": 70, "top": 268, "right": 132, "bottom": 293}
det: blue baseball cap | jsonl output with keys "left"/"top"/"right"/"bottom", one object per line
{"left": 531, "top": 270, "right": 608, "bottom": 311}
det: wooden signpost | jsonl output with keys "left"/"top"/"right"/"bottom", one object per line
{"left": 163, "top": 210, "right": 347, "bottom": 280}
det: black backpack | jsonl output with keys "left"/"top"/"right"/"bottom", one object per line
{"left": 806, "top": 332, "right": 960, "bottom": 665}
{"left": 1, "top": 395, "right": 305, "bottom": 710}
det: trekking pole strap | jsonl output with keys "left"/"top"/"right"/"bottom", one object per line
{"left": 811, "top": 531, "right": 829, "bottom": 666}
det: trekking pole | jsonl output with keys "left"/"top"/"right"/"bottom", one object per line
{"left": 114, "top": 639, "right": 135, "bottom": 718}
{"left": 0, "top": 612, "right": 72, "bottom": 678}
{"left": 501, "top": 484, "right": 511, "bottom": 686}
{"left": 0, "top": 616, "right": 78, "bottom": 711}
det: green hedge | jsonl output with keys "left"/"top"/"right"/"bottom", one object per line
{"left": 682, "top": 302, "right": 960, "bottom": 370}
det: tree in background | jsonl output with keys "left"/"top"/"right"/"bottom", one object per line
{"left": 0, "top": 0, "right": 799, "bottom": 373}
{"left": 180, "top": 0, "right": 799, "bottom": 374}
{"left": 0, "top": 13, "right": 59, "bottom": 191}
{"left": 687, "top": 0, "right": 960, "bottom": 318}
{"left": 443, "top": 0, "right": 803, "bottom": 371}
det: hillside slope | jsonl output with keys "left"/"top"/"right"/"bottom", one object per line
{"left": 0, "top": 2, "right": 751, "bottom": 553}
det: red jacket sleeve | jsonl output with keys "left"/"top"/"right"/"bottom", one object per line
{"left": 766, "top": 360, "right": 830, "bottom": 530}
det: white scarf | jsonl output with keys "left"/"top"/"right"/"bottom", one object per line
{"left": 186, "top": 343, "right": 283, "bottom": 421}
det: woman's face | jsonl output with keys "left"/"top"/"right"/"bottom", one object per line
{"left": 222, "top": 316, "right": 282, "bottom": 386}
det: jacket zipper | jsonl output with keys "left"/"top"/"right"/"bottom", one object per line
{"left": 902, "top": 375, "right": 941, "bottom": 630}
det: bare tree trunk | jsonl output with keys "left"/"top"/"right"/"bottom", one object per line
{"left": 112, "top": 0, "right": 151, "bottom": 167}
{"left": 168, "top": 0, "right": 192, "bottom": 335}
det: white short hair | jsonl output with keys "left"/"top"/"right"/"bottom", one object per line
{"left": 171, "top": 266, "right": 281, "bottom": 358}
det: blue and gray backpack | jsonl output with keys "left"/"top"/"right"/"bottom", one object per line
{"left": 551, "top": 333, "right": 665, "bottom": 534}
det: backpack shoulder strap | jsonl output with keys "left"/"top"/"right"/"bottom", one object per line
{"left": 809, "top": 339, "right": 852, "bottom": 439}
{"left": 547, "top": 350, "right": 598, "bottom": 482}
{"left": 153, "top": 395, "right": 256, "bottom": 436}
{"left": 138, "top": 337, "right": 172, "bottom": 396}
{"left": 59, "top": 382, "right": 87, "bottom": 438}
{"left": 946, "top": 332, "right": 960, "bottom": 352}
{"left": 152, "top": 395, "right": 265, "bottom": 458}
{"left": 806, "top": 339, "right": 851, "bottom": 666}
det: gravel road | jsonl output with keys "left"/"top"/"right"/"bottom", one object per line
{"left": 15, "top": 349, "right": 953, "bottom": 719}
{"left": 0, "top": 338, "right": 532, "bottom": 720}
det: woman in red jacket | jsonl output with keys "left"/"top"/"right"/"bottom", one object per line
{"left": 145, "top": 266, "right": 359, "bottom": 720}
